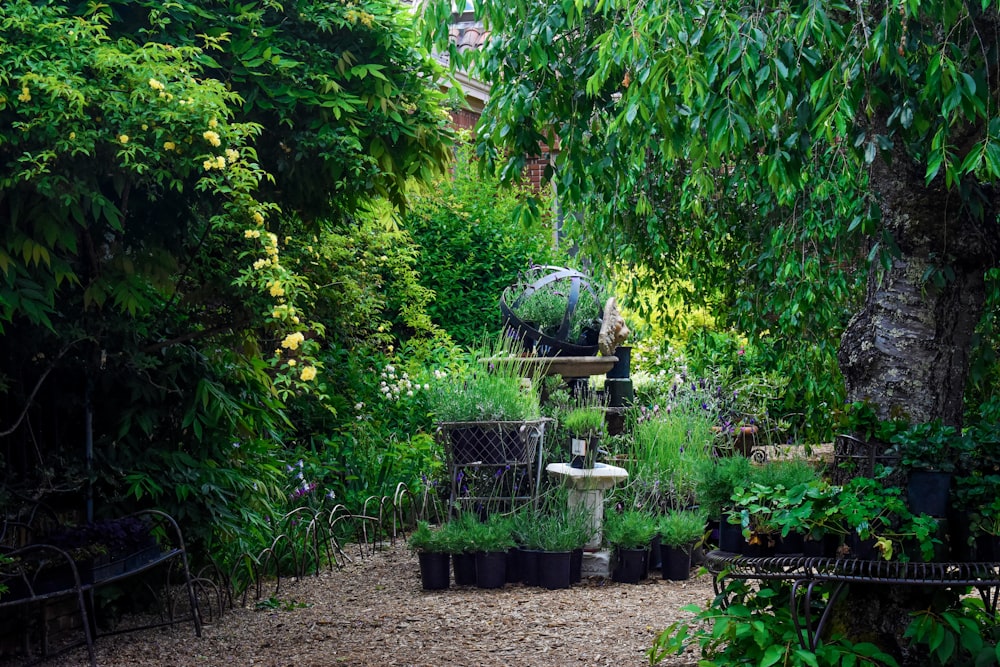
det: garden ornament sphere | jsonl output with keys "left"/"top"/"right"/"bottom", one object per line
{"left": 500, "top": 266, "right": 603, "bottom": 357}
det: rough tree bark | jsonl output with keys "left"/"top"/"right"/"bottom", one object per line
{"left": 833, "top": 116, "right": 1000, "bottom": 665}
{"left": 839, "top": 146, "right": 999, "bottom": 427}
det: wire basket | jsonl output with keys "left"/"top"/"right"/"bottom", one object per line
{"left": 437, "top": 419, "right": 549, "bottom": 465}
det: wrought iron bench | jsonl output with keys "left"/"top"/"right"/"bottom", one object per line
{"left": 0, "top": 508, "right": 201, "bottom": 666}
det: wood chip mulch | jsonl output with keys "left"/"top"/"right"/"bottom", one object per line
{"left": 53, "top": 540, "right": 713, "bottom": 667}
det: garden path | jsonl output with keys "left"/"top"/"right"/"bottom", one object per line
{"left": 57, "top": 540, "right": 711, "bottom": 666}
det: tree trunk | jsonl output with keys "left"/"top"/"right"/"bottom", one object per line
{"left": 834, "top": 122, "right": 999, "bottom": 665}
{"left": 838, "top": 147, "right": 998, "bottom": 428}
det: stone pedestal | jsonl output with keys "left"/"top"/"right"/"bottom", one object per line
{"left": 546, "top": 462, "right": 629, "bottom": 577}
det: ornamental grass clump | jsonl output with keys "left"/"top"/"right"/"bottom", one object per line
{"left": 429, "top": 337, "right": 541, "bottom": 423}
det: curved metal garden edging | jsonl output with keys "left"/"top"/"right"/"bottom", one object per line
{"left": 208, "top": 482, "right": 439, "bottom": 614}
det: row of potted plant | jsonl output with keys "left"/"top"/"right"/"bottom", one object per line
{"left": 409, "top": 500, "right": 711, "bottom": 590}
{"left": 603, "top": 508, "right": 708, "bottom": 583}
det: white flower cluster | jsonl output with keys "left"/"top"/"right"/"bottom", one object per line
{"left": 379, "top": 364, "right": 429, "bottom": 401}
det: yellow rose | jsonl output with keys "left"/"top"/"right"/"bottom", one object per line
{"left": 287, "top": 359, "right": 297, "bottom": 367}
{"left": 281, "top": 332, "right": 305, "bottom": 350}
{"left": 252, "top": 211, "right": 264, "bottom": 225}
{"left": 18, "top": 87, "right": 30, "bottom": 103}
{"left": 269, "top": 282, "right": 285, "bottom": 297}
{"left": 163, "top": 140, "right": 176, "bottom": 151}
{"left": 119, "top": 134, "right": 129, "bottom": 144}
{"left": 300, "top": 366, "right": 317, "bottom": 382}
{"left": 202, "top": 130, "right": 221, "bottom": 147}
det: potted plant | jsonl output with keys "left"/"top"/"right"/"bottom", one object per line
{"left": 510, "top": 506, "right": 544, "bottom": 586}
{"left": 563, "top": 405, "right": 606, "bottom": 469}
{"left": 408, "top": 521, "right": 451, "bottom": 590}
{"left": 630, "top": 404, "right": 716, "bottom": 512}
{"left": 954, "top": 474, "right": 1000, "bottom": 560}
{"left": 886, "top": 420, "right": 973, "bottom": 518}
{"left": 658, "top": 509, "right": 707, "bottom": 581}
{"left": 440, "top": 513, "right": 479, "bottom": 585}
{"left": 430, "top": 339, "right": 546, "bottom": 468}
{"left": 468, "top": 514, "right": 515, "bottom": 589}
{"left": 752, "top": 459, "right": 820, "bottom": 553}
{"left": 500, "top": 266, "right": 604, "bottom": 356}
{"left": 604, "top": 509, "right": 657, "bottom": 584}
{"left": 770, "top": 479, "right": 845, "bottom": 557}
{"left": 532, "top": 512, "right": 580, "bottom": 590}
{"left": 693, "top": 455, "right": 752, "bottom": 551}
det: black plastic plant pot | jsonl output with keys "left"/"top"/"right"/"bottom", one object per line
{"left": 475, "top": 551, "right": 507, "bottom": 589}
{"left": 520, "top": 548, "right": 540, "bottom": 587}
{"left": 718, "top": 520, "right": 747, "bottom": 554}
{"left": 506, "top": 547, "right": 523, "bottom": 584}
{"left": 606, "top": 346, "right": 631, "bottom": 379}
{"left": 418, "top": 552, "right": 450, "bottom": 591}
{"left": 846, "top": 533, "right": 878, "bottom": 560}
{"left": 976, "top": 534, "right": 1000, "bottom": 561}
{"left": 537, "top": 550, "right": 572, "bottom": 590}
{"left": 802, "top": 534, "right": 840, "bottom": 558}
{"left": 649, "top": 535, "right": 662, "bottom": 570}
{"left": 907, "top": 470, "right": 953, "bottom": 518}
{"left": 452, "top": 552, "right": 477, "bottom": 586}
{"left": 660, "top": 545, "right": 691, "bottom": 581}
{"left": 611, "top": 547, "right": 647, "bottom": 584}
{"left": 776, "top": 531, "right": 805, "bottom": 555}
{"left": 570, "top": 548, "right": 583, "bottom": 584}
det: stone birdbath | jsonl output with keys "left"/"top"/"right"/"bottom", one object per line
{"left": 546, "top": 461, "right": 629, "bottom": 577}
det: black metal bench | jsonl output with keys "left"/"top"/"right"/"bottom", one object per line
{"left": 0, "top": 508, "right": 201, "bottom": 666}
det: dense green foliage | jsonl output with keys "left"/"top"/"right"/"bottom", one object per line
{"left": 420, "top": 0, "right": 1000, "bottom": 436}
{"left": 0, "top": 0, "right": 454, "bottom": 566}
{"left": 404, "top": 143, "right": 562, "bottom": 346}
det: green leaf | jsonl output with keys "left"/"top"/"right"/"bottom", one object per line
{"left": 760, "top": 644, "right": 784, "bottom": 667}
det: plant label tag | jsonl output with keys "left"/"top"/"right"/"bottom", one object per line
{"left": 571, "top": 438, "right": 587, "bottom": 456}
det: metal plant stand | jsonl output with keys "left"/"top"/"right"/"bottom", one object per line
{"left": 437, "top": 418, "right": 552, "bottom": 516}
{"left": 706, "top": 550, "right": 1000, "bottom": 651}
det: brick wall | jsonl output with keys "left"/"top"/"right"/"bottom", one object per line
{"left": 524, "top": 152, "right": 551, "bottom": 192}
{"left": 449, "top": 108, "right": 480, "bottom": 132}
{"left": 448, "top": 107, "right": 556, "bottom": 192}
